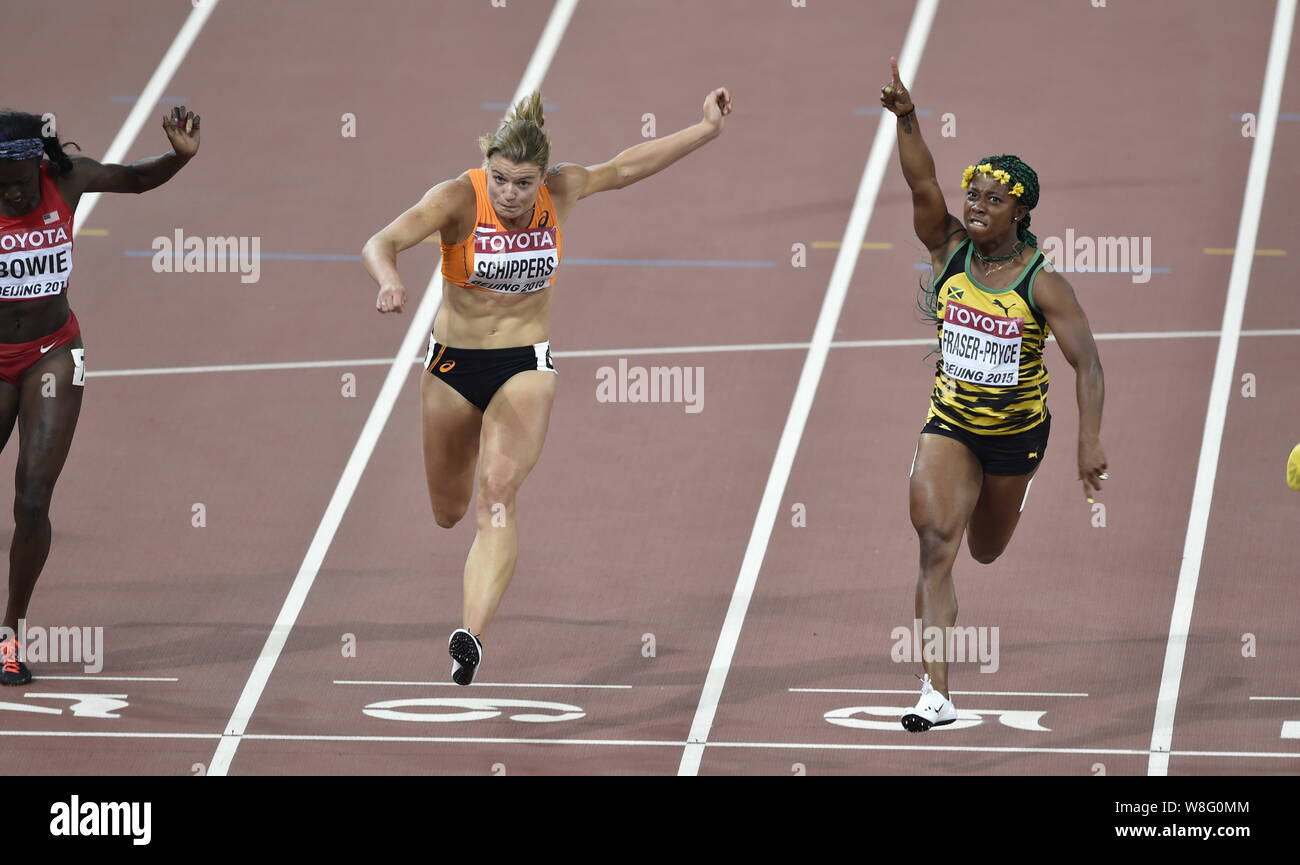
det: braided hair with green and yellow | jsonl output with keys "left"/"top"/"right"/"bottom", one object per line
{"left": 960, "top": 155, "right": 1040, "bottom": 249}
{"left": 917, "top": 154, "right": 1040, "bottom": 324}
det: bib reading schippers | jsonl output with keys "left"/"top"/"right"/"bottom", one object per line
{"left": 469, "top": 224, "right": 558, "bottom": 293}
{"left": 926, "top": 238, "right": 1052, "bottom": 436}
{"left": 440, "top": 168, "right": 565, "bottom": 295}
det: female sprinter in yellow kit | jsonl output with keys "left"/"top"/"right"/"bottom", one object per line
{"left": 362, "top": 89, "right": 732, "bottom": 684}
{"left": 880, "top": 58, "right": 1108, "bottom": 731}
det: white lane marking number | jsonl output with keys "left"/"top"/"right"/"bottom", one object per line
{"left": 363, "top": 697, "right": 585, "bottom": 724}
{"left": 0, "top": 693, "right": 129, "bottom": 718}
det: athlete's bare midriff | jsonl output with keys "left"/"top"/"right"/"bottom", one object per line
{"left": 433, "top": 281, "right": 553, "bottom": 348}
{"left": 0, "top": 293, "right": 70, "bottom": 343}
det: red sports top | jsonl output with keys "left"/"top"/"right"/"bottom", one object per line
{"left": 0, "top": 161, "right": 75, "bottom": 302}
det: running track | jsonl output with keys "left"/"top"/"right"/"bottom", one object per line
{"left": 1, "top": 0, "right": 1296, "bottom": 776}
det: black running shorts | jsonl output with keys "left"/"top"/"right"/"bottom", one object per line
{"left": 920, "top": 413, "right": 1051, "bottom": 477}
{"left": 424, "top": 336, "right": 556, "bottom": 412}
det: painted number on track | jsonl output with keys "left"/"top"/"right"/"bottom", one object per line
{"left": 363, "top": 697, "right": 585, "bottom": 723}
{"left": 0, "top": 693, "right": 130, "bottom": 718}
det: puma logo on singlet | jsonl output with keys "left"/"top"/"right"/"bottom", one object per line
{"left": 991, "top": 298, "right": 1014, "bottom": 315}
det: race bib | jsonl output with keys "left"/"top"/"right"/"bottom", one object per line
{"left": 939, "top": 299, "right": 1022, "bottom": 386}
{"left": 0, "top": 222, "right": 73, "bottom": 301}
{"left": 468, "top": 225, "right": 558, "bottom": 294}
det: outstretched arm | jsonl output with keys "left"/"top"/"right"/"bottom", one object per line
{"left": 880, "top": 57, "right": 960, "bottom": 251}
{"left": 1033, "top": 268, "right": 1108, "bottom": 501}
{"left": 551, "top": 87, "right": 732, "bottom": 203}
{"left": 362, "top": 177, "right": 473, "bottom": 314}
{"left": 68, "top": 105, "right": 200, "bottom": 195}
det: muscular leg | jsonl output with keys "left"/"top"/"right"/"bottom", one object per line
{"left": 909, "top": 432, "right": 983, "bottom": 698}
{"left": 0, "top": 380, "right": 17, "bottom": 637}
{"left": 463, "top": 370, "right": 556, "bottom": 637}
{"left": 0, "top": 381, "right": 19, "bottom": 453}
{"left": 4, "top": 340, "right": 84, "bottom": 632}
{"left": 420, "top": 371, "right": 483, "bottom": 529}
{"left": 965, "top": 470, "right": 1037, "bottom": 565}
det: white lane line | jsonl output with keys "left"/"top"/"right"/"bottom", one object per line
{"left": 705, "top": 744, "right": 1298, "bottom": 759}
{"left": 1147, "top": 0, "right": 1296, "bottom": 777}
{"left": 705, "top": 743, "right": 1149, "bottom": 756}
{"left": 32, "top": 676, "right": 178, "bottom": 682}
{"left": 1248, "top": 696, "right": 1300, "bottom": 701}
{"left": 1164, "top": 750, "right": 1300, "bottom": 759}
{"left": 239, "top": 736, "right": 1149, "bottom": 758}
{"left": 87, "top": 358, "right": 398, "bottom": 378}
{"left": 1, "top": 728, "right": 1295, "bottom": 760}
{"left": 332, "top": 680, "right": 631, "bottom": 689}
{"left": 789, "top": 688, "right": 1089, "bottom": 697}
{"left": 242, "top": 735, "right": 683, "bottom": 747}
{"left": 556, "top": 342, "right": 811, "bottom": 357}
{"left": 205, "top": 0, "right": 581, "bottom": 777}
{"left": 207, "top": 343, "right": 451, "bottom": 771}
{"left": 231, "top": 735, "right": 1148, "bottom": 756}
{"left": 0, "top": 731, "right": 218, "bottom": 739}
{"left": 73, "top": 1, "right": 219, "bottom": 236}
{"left": 676, "top": 0, "right": 941, "bottom": 777}
{"left": 81, "top": 328, "right": 1300, "bottom": 380}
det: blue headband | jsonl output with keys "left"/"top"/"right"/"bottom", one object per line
{"left": 0, "top": 139, "right": 44, "bottom": 161}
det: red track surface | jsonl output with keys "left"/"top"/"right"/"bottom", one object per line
{"left": 1, "top": 0, "right": 1296, "bottom": 776}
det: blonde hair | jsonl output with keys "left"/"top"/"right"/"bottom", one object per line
{"left": 478, "top": 91, "right": 550, "bottom": 175}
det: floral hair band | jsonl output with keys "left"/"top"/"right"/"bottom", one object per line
{"left": 960, "top": 163, "right": 1025, "bottom": 197}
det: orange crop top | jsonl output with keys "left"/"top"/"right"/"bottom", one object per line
{"left": 439, "top": 168, "right": 564, "bottom": 295}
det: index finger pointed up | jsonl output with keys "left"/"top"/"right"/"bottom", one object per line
{"left": 891, "top": 56, "right": 902, "bottom": 88}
